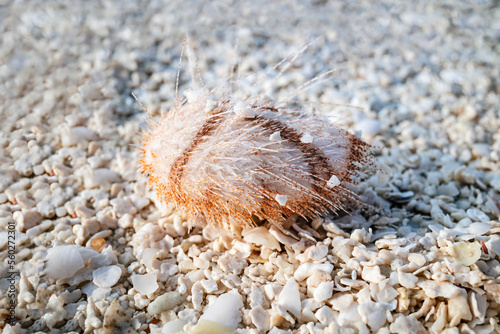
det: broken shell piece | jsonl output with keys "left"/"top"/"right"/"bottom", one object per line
{"left": 205, "top": 99, "right": 218, "bottom": 113}
{"left": 45, "top": 245, "right": 85, "bottom": 280}
{"left": 199, "top": 292, "right": 243, "bottom": 329}
{"left": 269, "top": 131, "right": 282, "bottom": 141}
{"left": 191, "top": 320, "right": 234, "bottom": 334}
{"left": 92, "top": 265, "right": 122, "bottom": 288}
{"left": 300, "top": 133, "right": 313, "bottom": 144}
{"left": 452, "top": 241, "right": 481, "bottom": 266}
{"left": 233, "top": 101, "right": 256, "bottom": 118}
{"left": 131, "top": 273, "right": 159, "bottom": 295}
{"left": 327, "top": 175, "right": 340, "bottom": 188}
{"left": 278, "top": 278, "right": 301, "bottom": 318}
{"left": 377, "top": 162, "right": 392, "bottom": 184}
{"left": 242, "top": 226, "right": 281, "bottom": 251}
{"left": 275, "top": 194, "right": 287, "bottom": 206}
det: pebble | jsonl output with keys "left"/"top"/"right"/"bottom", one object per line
{"left": 313, "top": 281, "right": 333, "bottom": 302}
{"left": 199, "top": 292, "right": 243, "bottom": 329}
{"left": 278, "top": 278, "right": 301, "bottom": 318}
{"left": 294, "top": 263, "right": 333, "bottom": 281}
{"left": 147, "top": 291, "right": 184, "bottom": 315}
{"left": 243, "top": 226, "right": 281, "bottom": 250}
{"left": 131, "top": 274, "right": 159, "bottom": 295}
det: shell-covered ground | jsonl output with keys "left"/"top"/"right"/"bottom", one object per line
{"left": 1, "top": 0, "right": 500, "bottom": 333}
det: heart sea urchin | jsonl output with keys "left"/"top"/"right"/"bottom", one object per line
{"left": 139, "top": 56, "right": 375, "bottom": 232}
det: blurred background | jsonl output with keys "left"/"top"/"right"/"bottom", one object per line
{"left": 1, "top": 0, "right": 498, "bottom": 157}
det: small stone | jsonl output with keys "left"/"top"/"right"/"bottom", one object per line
{"left": 358, "top": 301, "right": 386, "bottom": 331}
{"left": 300, "top": 133, "right": 313, "bottom": 144}
{"left": 243, "top": 226, "right": 281, "bottom": 251}
{"left": 131, "top": 273, "right": 159, "bottom": 295}
{"left": 315, "top": 305, "right": 334, "bottom": 325}
{"left": 278, "top": 278, "right": 301, "bottom": 318}
{"left": 308, "top": 244, "right": 328, "bottom": 261}
{"left": 89, "top": 237, "right": 106, "bottom": 252}
{"left": 398, "top": 271, "right": 418, "bottom": 289}
{"left": 201, "top": 279, "right": 218, "bottom": 293}
{"left": 452, "top": 241, "right": 481, "bottom": 266}
{"left": 249, "top": 305, "right": 270, "bottom": 331}
{"left": 275, "top": 194, "right": 287, "bottom": 206}
{"left": 199, "top": 292, "right": 243, "bottom": 329}
{"left": 327, "top": 175, "right": 340, "bottom": 188}
{"left": 147, "top": 291, "right": 184, "bottom": 315}
{"left": 362, "top": 266, "right": 385, "bottom": 284}
{"left": 269, "top": 131, "right": 281, "bottom": 141}
{"left": 110, "top": 198, "right": 137, "bottom": 217}
{"left": 313, "top": 281, "right": 333, "bottom": 302}
{"left": 294, "top": 263, "right": 333, "bottom": 281}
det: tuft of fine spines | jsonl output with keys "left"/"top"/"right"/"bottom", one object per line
{"left": 139, "top": 89, "right": 374, "bottom": 231}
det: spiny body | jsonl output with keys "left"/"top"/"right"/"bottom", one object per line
{"left": 139, "top": 90, "right": 374, "bottom": 231}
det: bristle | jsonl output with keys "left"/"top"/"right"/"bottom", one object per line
{"left": 139, "top": 90, "right": 374, "bottom": 230}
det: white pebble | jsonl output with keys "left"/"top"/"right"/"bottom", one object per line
{"left": 142, "top": 248, "right": 158, "bottom": 271}
{"left": 269, "top": 131, "right": 281, "bottom": 142}
{"left": 398, "top": 271, "right": 418, "bottom": 289}
{"left": 201, "top": 279, "right": 218, "bottom": 293}
{"left": 313, "top": 281, "right": 333, "bottom": 302}
{"left": 131, "top": 273, "right": 159, "bottom": 295}
{"left": 234, "top": 101, "right": 256, "bottom": 118}
{"left": 294, "top": 263, "right": 333, "bottom": 281}
{"left": 110, "top": 197, "right": 137, "bottom": 217}
{"left": 147, "top": 291, "right": 184, "bottom": 316}
{"left": 467, "top": 208, "right": 490, "bottom": 223}
{"left": 308, "top": 244, "right": 329, "bottom": 261}
{"left": 362, "top": 266, "right": 385, "bottom": 284}
{"left": 160, "top": 319, "right": 188, "bottom": 334}
{"left": 92, "top": 265, "right": 122, "bottom": 288}
{"left": 275, "top": 194, "right": 287, "bottom": 206}
{"left": 199, "top": 292, "right": 243, "bottom": 329}
{"left": 315, "top": 305, "right": 334, "bottom": 324}
{"left": 358, "top": 301, "right": 387, "bottom": 331}
{"left": 243, "top": 226, "right": 281, "bottom": 251}
{"left": 327, "top": 175, "right": 340, "bottom": 188}
{"left": 278, "top": 278, "right": 301, "bottom": 318}
{"left": 249, "top": 306, "right": 270, "bottom": 331}
{"left": 300, "top": 133, "right": 313, "bottom": 144}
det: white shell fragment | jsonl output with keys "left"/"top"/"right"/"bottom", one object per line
{"left": 327, "top": 175, "right": 340, "bottom": 188}
{"left": 377, "top": 162, "right": 392, "bottom": 184}
{"left": 269, "top": 131, "right": 282, "bottom": 141}
{"left": 452, "top": 241, "right": 481, "bottom": 266}
{"left": 234, "top": 101, "right": 256, "bottom": 118}
{"left": 45, "top": 245, "right": 85, "bottom": 280}
{"left": 199, "top": 292, "right": 243, "bottom": 329}
{"left": 243, "top": 226, "right": 281, "bottom": 250}
{"left": 300, "top": 133, "right": 313, "bottom": 143}
{"left": 131, "top": 274, "right": 159, "bottom": 295}
{"left": 275, "top": 194, "right": 287, "bottom": 206}
{"left": 92, "top": 265, "right": 122, "bottom": 288}
{"left": 278, "top": 278, "right": 301, "bottom": 318}
{"left": 205, "top": 99, "right": 218, "bottom": 113}
{"left": 147, "top": 291, "right": 184, "bottom": 315}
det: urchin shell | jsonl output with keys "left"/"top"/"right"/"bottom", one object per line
{"left": 139, "top": 92, "right": 374, "bottom": 230}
